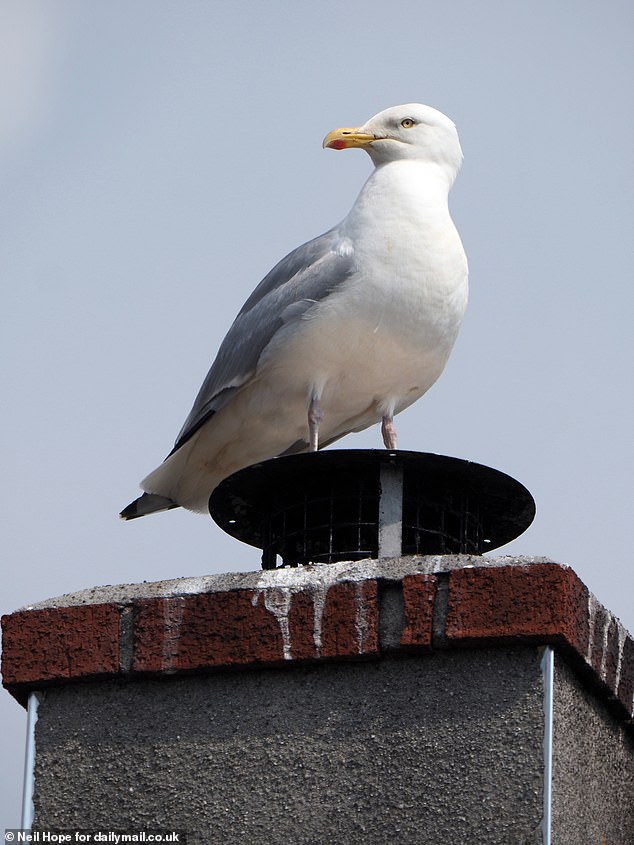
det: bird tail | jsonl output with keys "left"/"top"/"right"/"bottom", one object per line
{"left": 119, "top": 492, "right": 178, "bottom": 520}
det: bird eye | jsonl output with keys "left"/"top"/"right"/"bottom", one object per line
{"left": 400, "top": 118, "right": 415, "bottom": 128}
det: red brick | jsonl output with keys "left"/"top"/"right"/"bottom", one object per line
{"left": 285, "top": 589, "right": 318, "bottom": 660}
{"left": 132, "top": 582, "right": 380, "bottom": 672}
{"left": 588, "top": 597, "right": 611, "bottom": 677}
{"left": 132, "top": 590, "right": 286, "bottom": 672}
{"left": 616, "top": 633, "right": 634, "bottom": 717}
{"left": 1, "top": 604, "right": 119, "bottom": 686}
{"left": 445, "top": 564, "right": 589, "bottom": 652}
{"left": 602, "top": 616, "right": 623, "bottom": 692}
{"left": 318, "top": 580, "right": 379, "bottom": 659}
{"left": 400, "top": 574, "right": 436, "bottom": 650}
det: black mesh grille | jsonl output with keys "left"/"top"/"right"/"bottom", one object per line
{"left": 261, "top": 478, "right": 380, "bottom": 567}
{"left": 208, "top": 450, "right": 535, "bottom": 570}
{"left": 402, "top": 475, "right": 483, "bottom": 555}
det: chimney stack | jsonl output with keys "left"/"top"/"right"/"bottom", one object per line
{"left": 2, "top": 451, "right": 632, "bottom": 842}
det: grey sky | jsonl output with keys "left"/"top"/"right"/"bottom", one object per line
{"left": 1, "top": 0, "right": 632, "bottom": 827}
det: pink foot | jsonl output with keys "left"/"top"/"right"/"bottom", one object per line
{"left": 381, "top": 415, "right": 397, "bottom": 449}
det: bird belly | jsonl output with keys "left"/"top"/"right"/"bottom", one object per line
{"left": 143, "top": 310, "right": 449, "bottom": 512}
{"left": 269, "top": 301, "right": 452, "bottom": 436}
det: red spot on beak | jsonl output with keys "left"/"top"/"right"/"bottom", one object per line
{"left": 329, "top": 139, "right": 348, "bottom": 150}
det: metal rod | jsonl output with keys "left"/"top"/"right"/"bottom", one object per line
{"left": 21, "top": 691, "right": 40, "bottom": 830}
{"left": 378, "top": 456, "right": 404, "bottom": 558}
{"left": 540, "top": 646, "right": 554, "bottom": 845}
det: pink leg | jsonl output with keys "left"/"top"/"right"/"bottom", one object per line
{"left": 308, "top": 396, "right": 324, "bottom": 452}
{"left": 381, "top": 415, "right": 397, "bottom": 449}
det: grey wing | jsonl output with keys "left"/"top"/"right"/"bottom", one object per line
{"left": 171, "top": 226, "right": 356, "bottom": 452}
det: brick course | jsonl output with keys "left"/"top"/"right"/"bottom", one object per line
{"left": 2, "top": 559, "right": 633, "bottom": 723}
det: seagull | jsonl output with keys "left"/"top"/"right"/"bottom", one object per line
{"left": 121, "top": 103, "right": 468, "bottom": 520}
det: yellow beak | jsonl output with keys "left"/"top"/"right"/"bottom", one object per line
{"left": 322, "top": 127, "right": 376, "bottom": 150}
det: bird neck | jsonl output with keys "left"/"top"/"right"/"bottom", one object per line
{"left": 347, "top": 160, "right": 454, "bottom": 233}
{"left": 378, "top": 158, "right": 455, "bottom": 197}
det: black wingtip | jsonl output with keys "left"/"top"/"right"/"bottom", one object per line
{"left": 119, "top": 492, "right": 179, "bottom": 520}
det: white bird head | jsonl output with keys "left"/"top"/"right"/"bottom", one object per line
{"left": 323, "top": 103, "right": 463, "bottom": 180}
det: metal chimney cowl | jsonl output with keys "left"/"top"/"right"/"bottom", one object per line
{"left": 209, "top": 450, "right": 536, "bottom": 569}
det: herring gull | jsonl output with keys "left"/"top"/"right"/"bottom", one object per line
{"left": 121, "top": 103, "right": 468, "bottom": 519}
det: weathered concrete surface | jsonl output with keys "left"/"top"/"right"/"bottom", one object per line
{"left": 17, "top": 554, "right": 555, "bottom": 609}
{"left": 33, "top": 648, "right": 546, "bottom": 845}
{"left": 552, "top": 654, "right": 634, "bottom": 844}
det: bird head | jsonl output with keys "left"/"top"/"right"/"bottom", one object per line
{"left": 323, "top": 103, "right": 463, "bottom": 179}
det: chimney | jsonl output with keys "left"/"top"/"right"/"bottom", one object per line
{"left": 2, "top": 451, "right": 633, "bottom": 843}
